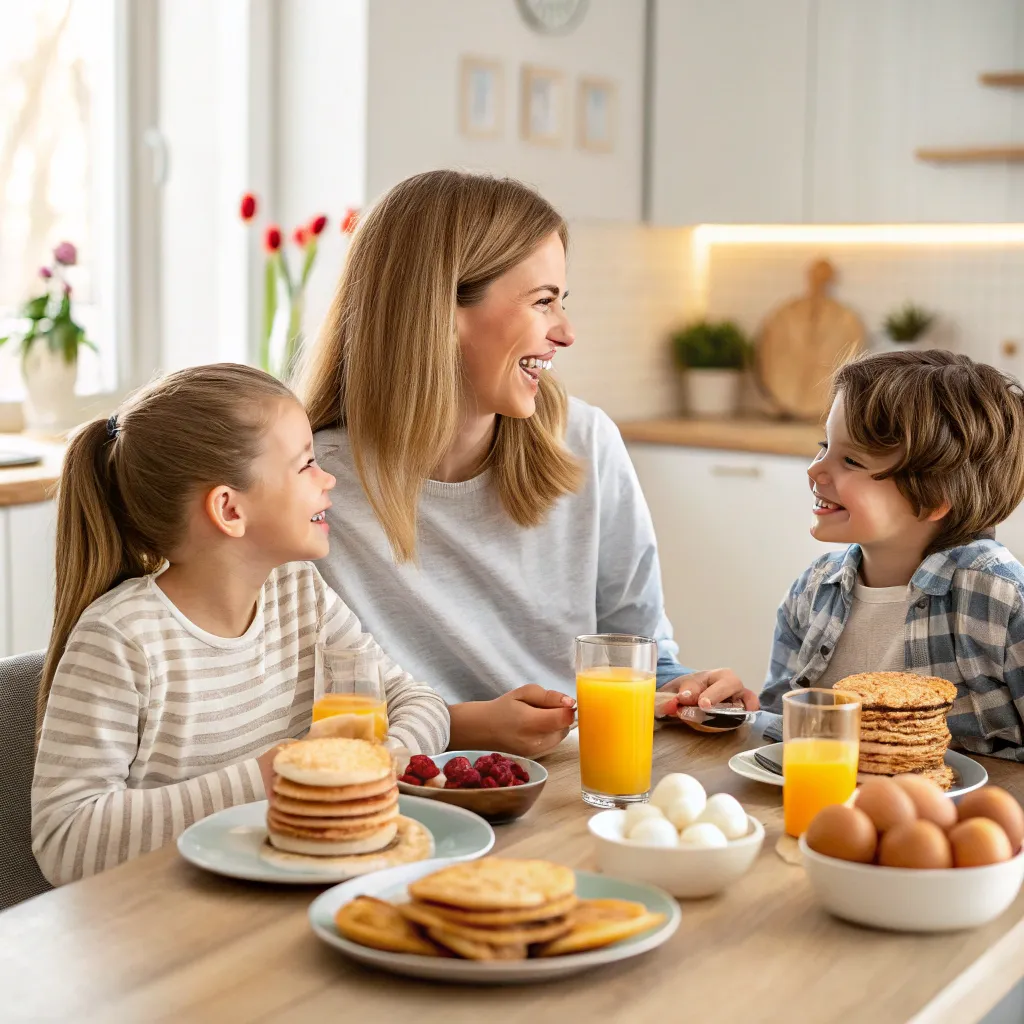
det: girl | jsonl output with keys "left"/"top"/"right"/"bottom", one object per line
{"left": 32, "top": 364, "right": 449, "bottom": 886}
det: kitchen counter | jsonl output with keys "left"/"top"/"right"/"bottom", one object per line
{"left": 618, "top": 417, "right": 822, "bottom": 459}
{"left": 0, "top": 434, "right": 65, "bottom": 507}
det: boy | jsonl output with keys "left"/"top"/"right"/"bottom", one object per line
{"left": 761, "top": 350, "right": 1024, "bottom": 762}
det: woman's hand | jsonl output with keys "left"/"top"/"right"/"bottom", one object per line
{"left": 448, "top": 685, "right": 576, "bottom": 758}
{"left": 256, "top": 740, "right": 297, "bottom": 801}
{"left": 656, "top": 668, "right": 760, "bottom": 718}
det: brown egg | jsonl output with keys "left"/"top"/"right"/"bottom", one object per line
{"left": 892, "top": 774, "right": 957, "bottom": 830}
{"left": 854, "top": 778, "right": 917, "bottom": 833}
{"left": 948, "top": 818, "right": 1013, "bottom": 868}
{"left": 878, "top": 820, "right": 953, "bottom": 869}
{"left": 957, "top": 787, "right": 1024, "bottom": 854}
{"left": 806, "top": 804, "right": 877, "bottom": 863}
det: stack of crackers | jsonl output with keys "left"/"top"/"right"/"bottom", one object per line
{"left": 835, "top": 672, "right": 959, "bottom": 790}
{"left": 334, "top": 858, "right": 666, "bottom": 960}
{"left": 262, "top": 738, "right": 432, "bottom": 873}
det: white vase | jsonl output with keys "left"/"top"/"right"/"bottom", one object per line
{"left": 683, "top": 368, "right": 742, "bottom": 418}
{"left": 22, "top": 344, "right": 79, "bottom": 432}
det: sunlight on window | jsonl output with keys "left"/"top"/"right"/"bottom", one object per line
{"left": 0, "top": 0, "right": 117, "bottom": 399}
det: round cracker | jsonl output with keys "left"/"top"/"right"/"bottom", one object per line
{"left": 273, "top": 738, "right": 392, "bottom": 787}
{"left": 271, "top": 787, "right": 398, "bottom": 817}
{"left": 397, "top": 901, "right": 572, "bottom": 945}
{"left": 425, "top": 927, "right": 528, "bottom": 961}
{"left": 272, "top": 775, "right": 397, "bottom": 802}
{"left": 537, "top": 911, "right": 666, "bottom": 957}
{"left": 409, "top": 858, "right": 576, "bottom": 911}
{"left": 415, "top": 893, "right": 579, "bottom": 926}
{"left": 260, "top": 815, "right": 432, "bottom": 870}
{"left": 267, "top": 803, "right": 399, "bottom": 831}
{"left": 334, "top": 896, "right": 442, "bottom": 956}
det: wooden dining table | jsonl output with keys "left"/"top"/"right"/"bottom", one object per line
{"left": 3, "top": 721, "right": 1024, "bottom": 1024}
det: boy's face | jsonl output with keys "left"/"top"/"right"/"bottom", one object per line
{"left": 807, "top": 394, "right": 943, "bottom": 554}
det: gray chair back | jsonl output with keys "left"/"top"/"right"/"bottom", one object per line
{"left": 0, "top": 651, "right": 51, "bottom": 910}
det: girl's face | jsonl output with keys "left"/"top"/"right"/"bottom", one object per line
{"left": 455, "top": 231, "right": 575, "bottom": 419}
{"left": 242, "top": 399, "right": 337, "bottom": 564}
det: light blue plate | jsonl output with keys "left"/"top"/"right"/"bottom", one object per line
{"left": 177, "top": 795, "right": 494, "bottom": 884}
{"left": 309, "top": 861, "right": 681, "bottom": 984}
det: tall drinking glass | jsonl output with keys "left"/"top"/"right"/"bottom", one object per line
{"left": 782, "top": 688, "right": 861, "bottom": 837}
{"left": 312, "top": 645, "right": 389, "bottom": 743}
{"left": 575, "top": 634, "right": 657, "bottom": 808}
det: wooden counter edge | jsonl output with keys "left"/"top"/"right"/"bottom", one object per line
{"left": 0, "top": 435, "right": 65, "bottom": 508}
{"left": 617, "top": 417, "right": 823, "bottom": 460}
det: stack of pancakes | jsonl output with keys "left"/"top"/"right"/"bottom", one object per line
{"left": 266, "top": 738, "right": 404, "bottom": 859}
{"left": 834, "top": 672, "right": 959, "bottom": 790}
{"left": 333, "top": 858, "right": 666, "bottom": 961}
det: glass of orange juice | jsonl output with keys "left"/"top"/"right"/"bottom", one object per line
{"left": 312, "top": 646, "right": 388, "bottom": 743}
{"left": 782, "top": 688, "right": 861, "bottom": 837}
{"left": 575, "top": 634, "right": 657, "bottom": 808}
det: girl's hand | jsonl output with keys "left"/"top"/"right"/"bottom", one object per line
{"left": 256, "top": 740, "right": 296, "bottom": 801}
{"left": 448, "top": 685, "right": 576, "bottom": 758}
{"left": 656, "top": 668, "right": 760, "bottom": 718}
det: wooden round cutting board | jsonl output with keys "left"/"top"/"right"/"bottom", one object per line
{"left": 755, "top": 259, "right": 865, "bottom": 421}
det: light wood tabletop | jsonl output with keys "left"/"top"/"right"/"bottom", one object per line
{"left": 617, "top": 417, "right": 823, "bottom": 459}
{"left": 0, "top": 433, "right": 64, "bottom": 506}
{"left": 3, "top": 723, "right": 1023, "bottom": 1024}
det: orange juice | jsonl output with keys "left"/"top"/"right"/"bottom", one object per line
{"left": 783, "top": 737, "right": 859, "bottom": 837}
{"left": 312, "top": 693, "right": 388, "bottom": 743}
{"left": 576, "top": 667, "right": 656, "bottom": 797}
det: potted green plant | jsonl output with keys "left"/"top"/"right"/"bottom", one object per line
{"left": 671, "top": 320, "right": 750, "bottom": 418}
{"left": 882, "top": 303, "right": 936, "bottom": 348}
{"left": 0, "top": 241, "right": 95, "bottom": 431}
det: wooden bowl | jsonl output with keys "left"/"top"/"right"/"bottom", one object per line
{"left": 396, "top": 750, "right": 548, "bottom": 824}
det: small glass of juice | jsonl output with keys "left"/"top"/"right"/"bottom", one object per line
{"left": 575, "top": 633, "right": 657, "bottom": 809}
{"left": 782, "top": 688, "right": 861, "bottom": 837}
{"left": 312, "top": 645, "right": 388, "bottom": 743}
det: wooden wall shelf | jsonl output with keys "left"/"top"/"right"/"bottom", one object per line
{"left": 980, "top": 71, "right": 1024, "bottom": 87}
{"left": 916, "top": 145, "right": 1024, "bottom": 164}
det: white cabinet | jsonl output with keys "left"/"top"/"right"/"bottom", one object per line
{"left": 649, "top": 0, "right": 811, "bottom": 225}
{"left": 1, "top": 502, "right": 57, "bottom": 657}
{"left": 628, "top": 444, "right": 841, "bottom": 690}
{"left": 809, "top": 0, "right": 1019, "bottom": 223}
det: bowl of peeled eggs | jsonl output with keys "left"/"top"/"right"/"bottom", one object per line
{"left": 800, "top": 777, "right": 1024, "bottom": 931}
{"left": 587, "top": 773, "right": 765, "bottom": 898}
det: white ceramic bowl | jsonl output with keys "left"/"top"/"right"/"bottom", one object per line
{"left": 799, "top": 836, "right": 1024, "bottom": 932}
{"left": 588, "top": 809, "right": 765, "bottom": 899}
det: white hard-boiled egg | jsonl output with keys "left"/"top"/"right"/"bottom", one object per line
{"left": 651, "top": 774, "right": 706, "bottom": 815}
{"left": 623, "top": 803, "right": 665, "bottom": 837}
{"left": 679, "top": 822, "right": 728, "bottom": 849}
{"left": 662, "top": 791, "right": 707, "bottom": 831}
{"left": 696, "top": 793, "right": 748, "bottom": 840}
{"left": 629, "top": 816, "right": 680, "bottom": 848}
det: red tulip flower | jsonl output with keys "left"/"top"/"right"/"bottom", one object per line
{"left": 39, "top": 266, "right": 52, "bottom": 279}
{"left": 293, "top": 226, "right": 311, "bottom": 247}
{"left": 309, "top": 214, "right": 327, "bottom": 236}
{"left": 240, "top": 193, "right": 258, "bottom": 221}
{"left": 264, "top": 225, "right": 282, "bottom": 252}
{"left": 341, "top": 207, "right": 359, "bottom": 234}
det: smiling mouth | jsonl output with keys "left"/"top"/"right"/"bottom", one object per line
{"left": 311, "top": 510, "right": 327, "bottom": 523}
{"left": 519, "top": 356, "right": 553, "bottom": 383}
{"left": 813, "top": 495, "right": 846, "bottom": 514}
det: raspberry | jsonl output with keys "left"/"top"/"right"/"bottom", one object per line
{"left": 398, "top": 773, "right": 422, "bottom": 785}
{"left": 510, "top": 762, "right": 530, "bottom": 783}
{"left": 444, "top": 778, "right": 461, "bottom": 789}
{"left": 510, "top": 777, "right": 525, "bottom": 786}
{"left": 480, "top": 776, "right": 499, "bottom": 788}
{"left": 459, "top": 768, "right": 483, "bottom": 789}
{"left": 443, "top": 757, "right": 472, "bottom": 781}
{"left": 489, "top": 763, "right": 514, "bottom": 787}
{"left": 474, "top": 755, "right": 498, "bottom": 774}
{"left": 407, "top": 755, "right": 440, "bottom": 781}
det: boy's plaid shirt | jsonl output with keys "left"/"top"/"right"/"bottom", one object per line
{"left": 761, "top": 539, "right": 1024, "bottom": 761}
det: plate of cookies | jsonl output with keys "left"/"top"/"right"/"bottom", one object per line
{"left": 310, "top": 856, "right": 681, "bottom": 983}
{"left": 177, "top": 739, "right": 495, "bottom": 884}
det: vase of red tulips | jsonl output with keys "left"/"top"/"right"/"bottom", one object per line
{"left": 239, "top": 194, "right": 359, "bottom": 380}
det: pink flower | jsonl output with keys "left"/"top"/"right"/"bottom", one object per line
{"left": 239, "top": 193, "right": 257, "bottom": 221}
{"left": 63, "top": 283, "right": 73, "bottom": 296}
{"left": 53, "top": 241, "right": 77, "bottom": 266}
{"left": 39, "top": 266, "right": 52, "bottom": 279}
{"left": 309, "top": 214, "right": 328, "bottom": 236}
{"left": 264, "top": 225, "right": 282, "bottom": 253}
{"left": 341, "top": 207, "right": 359, "bottom": 234}
{"left": 293, "top": 226, "right": 311, "bottom": 247}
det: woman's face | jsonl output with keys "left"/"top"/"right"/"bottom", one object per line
{"left": 455, "top": 231, "right": 575, "bottom": 419}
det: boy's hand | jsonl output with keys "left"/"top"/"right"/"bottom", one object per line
{"left": 656, "top": 668, "right": 760, "bottom": 718}
{"left": 448, "top": 685, "right": 576, "bottom": 758}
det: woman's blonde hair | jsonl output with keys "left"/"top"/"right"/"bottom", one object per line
{"left": 40, "top": 363, "right": 295, "bottom": 732}
{"left": 302, "top": 169, "right": 582, "bottom": 562}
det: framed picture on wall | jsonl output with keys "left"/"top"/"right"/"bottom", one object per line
{"left": 520, "top": 65, "right": 565, "bottom": 145}
{"left": 577, "top": 77, "right": 616, "bottom": 152}
{"left": 459, "top": 57, "right": 504, "bottom": 138}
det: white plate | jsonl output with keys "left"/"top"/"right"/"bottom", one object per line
{"left": 729, "top": 743, "right": 988, "bottom": 797}
{"left": 308, "top": 859, "right": 681, "bottom": 984}
{"left": 177, "top": 795, "right": 495, "bottom": 884}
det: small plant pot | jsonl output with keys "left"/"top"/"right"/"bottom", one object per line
{"left": 22, "top": 345, "right": 79, "bottom": 432}
{"left": 683, "top": 368, "right": 742, "bottom": 418}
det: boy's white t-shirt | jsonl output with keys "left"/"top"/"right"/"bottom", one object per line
{"left": 817, "top": 582, "right": 911, "bottom": 688}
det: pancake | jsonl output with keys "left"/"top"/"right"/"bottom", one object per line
{"left": 261, "top": 815, "right": 433, "bottom": 870}
{"left": 409, "top": 859, "right": 577, "bottom": 911}
{"left": 272, "top": 775, "right": 397, "bottom": 802}
{"left": 266, "top": 803, "right": 399, "bottom": 832}
{"left": 272, "top": 737, "right": 393, "bottom": 787}
{"left": 835, "top": 672, "right": 957, "bottom": 711}
{"left": 267, "top": 818, "right": 399, "bottom": 855}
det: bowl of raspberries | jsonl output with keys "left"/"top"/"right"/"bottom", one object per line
{"left": 397, "top": 750, "right": 548, "bottom": 824}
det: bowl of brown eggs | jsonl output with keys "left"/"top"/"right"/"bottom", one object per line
{"left": 799, "top": 777, "right": 1024, "bottom": 931}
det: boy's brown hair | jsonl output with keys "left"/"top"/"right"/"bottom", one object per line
{"left": 832, "top": 349, "right": 1024, "bottom": 556}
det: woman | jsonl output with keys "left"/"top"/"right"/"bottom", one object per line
{"left": 304, "top": 170, "right": 757, "bottom": 756}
